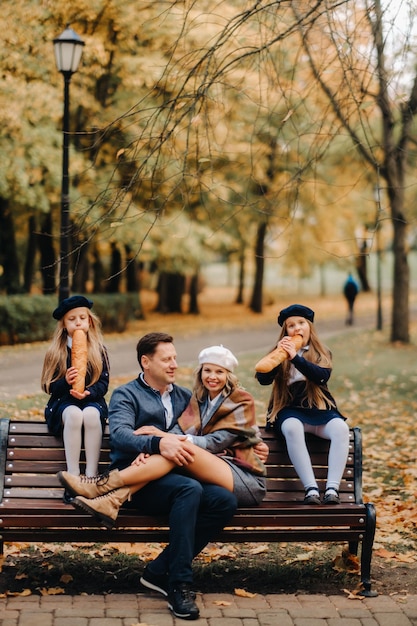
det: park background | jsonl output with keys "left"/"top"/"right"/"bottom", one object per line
{"left": 1, "top": 0, "right": 417, "bottom": 598}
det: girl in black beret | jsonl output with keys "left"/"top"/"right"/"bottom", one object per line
{"left": 41, "top": 296, "right": 110, "bottom": 503}
{"left": 255, "top": 304, "right": 349, "bottom": 505}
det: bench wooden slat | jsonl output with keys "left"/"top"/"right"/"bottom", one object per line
{"left": 0, "top": 418, "right": 377, "bottom": 597}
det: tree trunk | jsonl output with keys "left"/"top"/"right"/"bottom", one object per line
{"left": 0, "top": 198, "right": 21, "bottom": 294}
{"left": 125, "top": 244, "right": 139, "bottom": 292}
{"left": 107, "top": 242, "right": 122, "bottom": 293}
{"left": 188, "top": 273, "right": 200, "bottom": 314}
{"left": 39, "top": 212, "right": 56, "bottom": 294}
{"left": 356, "top": 241, "right": 371, "bottom": 292}
{"left": 389, "top": 191, "right": 409, "bottom": 343}
{"left": 24, "top": 215, "right": 38, "bottom": 293}
{"left": 92, "top": 246, "right": 105, "bottom": 293}
{"left": 72, "top": 239, "right": 90, "bottom": 294}
{"left": 156, "top": 272, "right": 185, "bottom": 313}
{"left": 249, "top": 221, "right": 266, "bottom": 313}
{"left": 235, "top": 245, "right": 245, "bottom": 304}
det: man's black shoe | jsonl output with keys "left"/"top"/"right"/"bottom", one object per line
{"left": 140, "top": 565, "right": 168, "bottom": 597}
{"left": 62, "top": 489, "right": 74, "bottom": 504}
{"left": 168, "top": 582, "right": 200, "bottom": 620}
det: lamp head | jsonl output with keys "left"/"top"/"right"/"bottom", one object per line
{"left": 53, "top": 25, "right": 84, "bottom": 74}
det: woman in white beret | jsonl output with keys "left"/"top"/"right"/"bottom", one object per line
{"left": 59, "top": 344, "right": 267, "bottom": 529}
{"left": 169, "top": 344, "right": 267, "bottom": 506}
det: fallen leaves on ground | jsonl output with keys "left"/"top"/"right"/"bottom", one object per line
{"left": 39, "top": 587, "right": 65, "bottom": 596}
{"left": 234, "top": 588, "right": 257, "bottom": 598}
{"left": 0, "top": 589, "right": 32, "bottom": 598}
{"left": 332, "top": 550, "right": 360, "bottom": 574}
{"left": 284, "top": 551, "right": 315, "bottom": 565}
{"left": 374, "top": 548, "right": 416, "bottom": 563}
{"left": 197, "top": 543, "right": 238, "bottom": 562}
{"left": 213, "top": 600, "right": 232, "bottom": 606}
{"left": 342, "top": 586, "right": 365, "bottom": 600}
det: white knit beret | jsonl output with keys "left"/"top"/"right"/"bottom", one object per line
{"left": 198, "top": 345, "right": 238, "bottom": 372}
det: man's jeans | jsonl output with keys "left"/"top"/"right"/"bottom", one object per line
{"left": 129, "top": 472, "right": 237, "bottom": 589}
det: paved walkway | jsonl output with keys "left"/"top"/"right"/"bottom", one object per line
{"left": 1, "top": 591, "right": 417, "bottom": 625}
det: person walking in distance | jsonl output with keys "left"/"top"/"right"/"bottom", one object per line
{"left": 343, "top": 273, "right": 359, "bottom": 325}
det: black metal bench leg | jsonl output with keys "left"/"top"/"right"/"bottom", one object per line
{"left": 0, "top": 418, "right": 10, "bottom": 504}
{"left": 359, "top": 502, "right": 378, "bottom": 597}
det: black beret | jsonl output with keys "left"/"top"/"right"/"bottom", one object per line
{"left": 53, "top": 295, "right": 93, "bottom": 320}
{"left": 277, "top": 304, "right": 315, "bottom": 326}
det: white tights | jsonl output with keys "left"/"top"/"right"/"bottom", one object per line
{"left": 281, "top": 417, "right": 350, "bottom": 492}
{"left": 62, "top": 406, "right": 102, "bottom": 477}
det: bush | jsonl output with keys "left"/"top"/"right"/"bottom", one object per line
{"left": 0, "top": 293, "right": 142, "bottom": 345}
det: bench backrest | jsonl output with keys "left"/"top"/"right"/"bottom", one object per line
{"left": 0, "top": 419, "right": 361, "bottom": 506}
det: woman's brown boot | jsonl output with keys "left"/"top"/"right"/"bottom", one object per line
{"left": 57, "top": 469, "right": 124, "bottom": 499}
{"left": 72, "top": 486, "right": 131, "bottom": 529}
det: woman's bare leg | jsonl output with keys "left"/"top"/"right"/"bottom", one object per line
{"left": 119, "top": 445, "right": 234, "bottom": 495}
{"left": 119, "top": 455, "right": 175, "bottom": 495}
{"left": 181, "top": 445, "right": 234, "bottom": 491}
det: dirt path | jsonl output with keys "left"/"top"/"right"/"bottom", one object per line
{"left": 0, "top": 291, "right": 379, "bottom": 401}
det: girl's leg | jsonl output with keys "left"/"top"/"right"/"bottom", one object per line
{"left": 315, "top": 419, "right": 350, "bottom": 491}
{"left": 62, "top": 406, "right": 83, "bottom": 475}
{"left": 82, "top": 406, "right": 102, "bottom": 477}
{"left": 281, "top": 418, "right": 318, "bottom": 491}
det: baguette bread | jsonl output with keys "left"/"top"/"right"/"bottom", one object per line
{"left": 255, "top": 334, "right": 303, "bottom": 373}
{"left": 71, "top": 329, "right": 88, "bottom": 393}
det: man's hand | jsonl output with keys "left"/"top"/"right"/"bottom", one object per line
{"left": 131, "top": 452, "right": 150, "bottom": 466}
{"left": 159, "top": 434, "right": 195, "bottom": 466}
{"left": 254, "top": 440, "right": 269, "bottom": 462}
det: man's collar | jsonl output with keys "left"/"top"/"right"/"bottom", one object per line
{"left": 139, "top": 372, "right": 173, "bottom": 394}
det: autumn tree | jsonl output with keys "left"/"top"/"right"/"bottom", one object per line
{"left": 110, "top": 0, "right": 415, "bottom": 339}
{"left": 2, "top": 0, "right": 416, "bottom": 338}
{"left": 291, "top": 0, "right": 417, "bottom": 342}
{"left": 102, "top": 1, "right": 358, "bottom": 312}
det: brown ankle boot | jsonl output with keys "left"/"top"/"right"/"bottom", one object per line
{"left": 57, "top": 469, "right": 124, "bottom": 498}
{"left": 72, "top": 486, "right": 131, "bottom": 529}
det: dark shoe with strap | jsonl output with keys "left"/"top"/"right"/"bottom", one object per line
{"left": 303, "top": 487, "right": 321, "bottom": 505}
{"left": 140, "top": 564, "right": 169, "bottom": 597}
{"left": 168, "top": 582, "right": 200, "bottom": 620}
{"left": 323, "top": 488, "right": 340, "bottom": 504}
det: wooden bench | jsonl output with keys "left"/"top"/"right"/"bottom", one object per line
{"left": 0, "top": 418, "right": 377, "bottom": 596}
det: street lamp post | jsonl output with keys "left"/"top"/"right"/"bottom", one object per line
{"left": 373, "top": 184, "right": 383, "bottom": 331}
{"left": 53, "top": 25, "right": 84, "bottom": 303}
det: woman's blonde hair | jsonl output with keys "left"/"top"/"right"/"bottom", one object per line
{"left": 269, "top": 320, "right": 334, "bottom": 417}
{"left": 41, "top": 308, "right": 108, "bottom": 393}
{"left": 193, "top": 364, "right": 239, "bottom": 401}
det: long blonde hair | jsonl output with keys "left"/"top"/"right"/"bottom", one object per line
{"left": 269, "top": 320, "right": 334, "bottom": 417}
{"left": 193, "top": 365, "right": 239, "bottom": 402}
{"left": 41, "top": 309, "right": 108, "bottom": 393}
